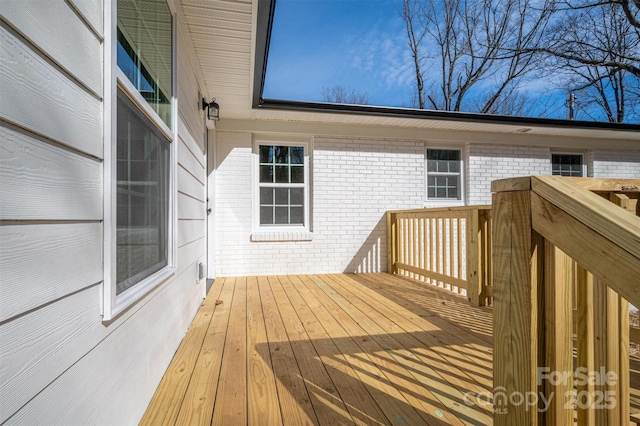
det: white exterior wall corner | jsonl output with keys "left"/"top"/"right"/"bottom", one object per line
{"left": 1, "top": 1, "right": 206, "bottom": 424}
{"left": 215, "top": 132, "right": 424, "bottom": 276}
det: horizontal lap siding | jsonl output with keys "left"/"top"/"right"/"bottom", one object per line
{"left": 2, "top": 0, "right": 102, "bottom": 96}
{"left": 0, "top": 25, "right": 103, "bottom": 159}
{"left": 4, "top": 241, "right": 205, "bottom": 425}
{"left": 0, "top": 223, "right": 102, "bottom": 322}
{"left": 0, "top": 0, "right": 105, "bottom": 422}
{"left": 1, "top": 2, "right": 207, "bottom": 424}
{"left": 0, "top": 125, "right": 102, "bottom": 220}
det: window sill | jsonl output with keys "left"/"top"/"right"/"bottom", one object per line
{"left": 103, "top": 266, "right": 175, "bottom": 322}
{"left": 251, "top": 231, "right": 314, "bottom": 242}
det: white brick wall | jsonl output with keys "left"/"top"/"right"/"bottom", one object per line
{"left": 214, "top": 133, "right": 640, "bottom": 276}
{"left": 467, "top": 144, "right": 551, "bottom": 205}
{"left": 214, "top": 132, "right": 424, "bottom": 276}
{"left": 592, "top": 150, "right": 640, "bottom": 178}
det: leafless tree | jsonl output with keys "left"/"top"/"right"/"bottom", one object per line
{"left": 400, "top": 0, "right": 554, "bottom": 115}
{"left": 540, "top": 1, "right": 640, "bottom": 122}
{"left": 402, "top": 0, "right": 429, "bottom": 108}
{"left": 321, "top": 85, "right": 369, "bottom": 104}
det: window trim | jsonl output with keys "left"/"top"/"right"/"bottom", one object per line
{"left": 103, "top": 0, "right": 178, "bottom": 321}
{"left": 425, "top": 146, "right": 465, "bottom": 206}
{"left": 551, "top": 151, "right": 587, "bottom": 177}
{"left": 252, "top": 136, "right": 311, "bottom": 236}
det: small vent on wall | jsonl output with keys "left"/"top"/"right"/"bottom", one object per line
{"left": 198, "top": 262, "right": 206, "bottom": 280}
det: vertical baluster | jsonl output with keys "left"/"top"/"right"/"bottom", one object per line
{"left": 543, "top": 243, "right": 573, "bottom": 424}
{"left": 449, "top": 217, "right": 455, "bottom": 292}
{"left": 576, "top": 265, "right": 595, "bottom": 426}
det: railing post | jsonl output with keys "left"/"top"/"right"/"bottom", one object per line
{"left": 492, "top": 179, "right": 544, "bottom": 425}
{"left": 386, "top": 212, "right": 398, "bottom": 275}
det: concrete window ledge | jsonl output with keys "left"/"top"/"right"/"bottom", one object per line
{"left": 250, "top": 231, "right": 314, "bottom": 242}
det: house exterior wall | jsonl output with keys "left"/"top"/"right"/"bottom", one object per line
{"left": 592, "top": 150, "right": 640, "bottom": 178}
{"left": 215, "top": 132, "right": 424, "bottom": 276}
{"left": 215, "top": 126, "right": 640, "bottom": 277}
{"left": 466, "top": 144, "right": 551, "bottom": 205}
{"left": 0, "top": 1, "right": 206, "bottom": 424}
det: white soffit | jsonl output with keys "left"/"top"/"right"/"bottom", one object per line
{"left": 181, "top": 0, "right": 253, "bottom": 118}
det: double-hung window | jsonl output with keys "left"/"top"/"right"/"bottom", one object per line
{"left": 552, "top": 153, "right": 584, "bottom": 177}
{"left": 426, "top": 149, "right": 463, "bottom": 202}
{"left": 104, "top": 0, "right": 175, "bottom": 320}
{"left": 254, "top": 141, "right": 310, "bottom": 236}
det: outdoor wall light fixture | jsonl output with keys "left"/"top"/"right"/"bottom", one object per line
{"left": 202, "top": 98, "right": 220, "bottom": 121}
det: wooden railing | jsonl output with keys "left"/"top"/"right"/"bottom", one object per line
{"left": 386, "top": 205, "right": 492, "bottom": 306}
{"left": 491, "top": 176, "right": 640, "bottom": 425}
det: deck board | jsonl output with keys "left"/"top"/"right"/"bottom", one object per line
{"left": 174, "top": 275, "right": 231, "bottom": 425}
{"left": 141, "top": 273, "right": 640, "bottom": 425}
{"left": 247, "top": 276, "right": 283, "bottom": 425}
{"left": 258, "top": 276, "right": 318, "bottom": 425}
{"left": 212, "top": 276, "right": 247, "bottom": 425}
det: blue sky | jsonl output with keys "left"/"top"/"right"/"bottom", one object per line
{"left": 263, "top": 0, "right": 639, "bottom": 123}
{"left": 263, "top": 0, "right": 416, "bottom": 107}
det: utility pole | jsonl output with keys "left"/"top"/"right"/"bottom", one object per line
{"left": 568, "top": 92, "right": 575, "bottom": 120}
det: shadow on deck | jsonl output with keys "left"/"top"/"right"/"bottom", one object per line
{"left": 140, "top": 272, "right": 640, "bottom": 425}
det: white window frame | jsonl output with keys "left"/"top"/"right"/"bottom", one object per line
{"left": 252, "top": 137, "right": 311, "bottom": 237}
{"left": 425, "top": 146, "right": 465, "bottom": 206}
{"left": 551, "top": 151, "right": 587, "bottom": 177}
{"left": 103, "top": 0, "right": 178, "bottom": 321}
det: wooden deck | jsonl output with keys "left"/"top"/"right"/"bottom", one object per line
{"left": 140, "top": 272, "right": 640, "bottom": 425}
{"left": 141, "top": 273, "right": 494, "bottom": 425}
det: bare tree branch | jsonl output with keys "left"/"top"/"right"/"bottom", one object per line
{"left": 321, "top": 85, "right": 369, "bottom": 105}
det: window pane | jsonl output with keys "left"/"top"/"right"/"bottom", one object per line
{"left": 290, "top": 188, "right": 304, "bottom": 205}
{"left": 427, "top": 149, "right": 460, "bottom": 161}
{"left": 427, "top": 175, "right": 460, "bottom": 200}
{"left": 291, "top": 166, "right": 304, "bottom": 183}
{"left": 260, "top": 165, "right": 273, "bottom": 183}
{"left": 117, "top": 0, "right": 172, "bottom": 128}
{"left": 273, "top": 146, "right": 288, "bottom": 164}
{"left": 116, "top": 89, "right": 169, "bottom": 294}
{"left": 275, "top": 188, "right": 289, "bottom": 204}
{"left": 260, "top": 187, "right": 273, "bottom": 204}
{"left": 259, "top": 145, "right": 272, "bottom": 163}
{"left": 290, "top": 146, "right": 304, "bottom": 164}
{"left": 260, "top": 206, "right": 273, "bottom": 225}
{"left": 290, "top": 207, "right": 304, "bottom": 225}
{"left": 275, "top": 207, "right": 289, "bottom": 224}
{"left": 275, "top": 165, "right": 289, "bottom": 183}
